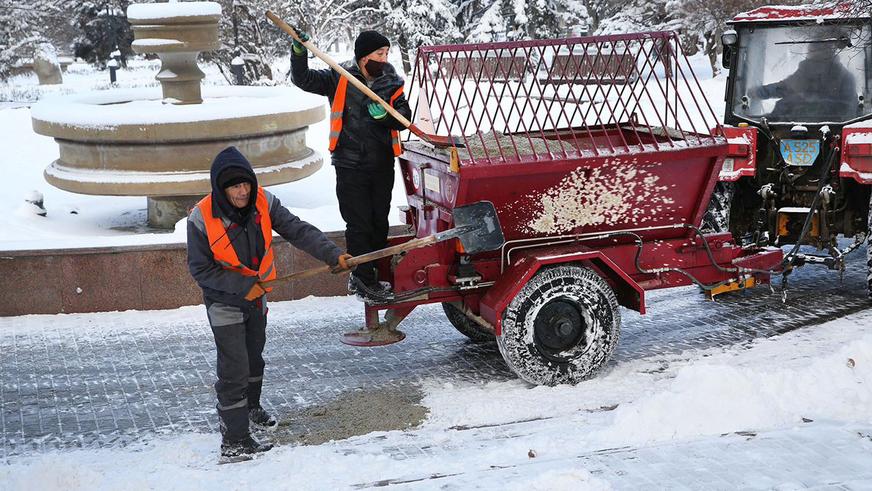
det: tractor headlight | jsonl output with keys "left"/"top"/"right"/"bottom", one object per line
{"left": 721, "top": 30, "right": 738, "bottom": 47}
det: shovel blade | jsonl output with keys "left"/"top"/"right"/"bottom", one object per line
{"left": 452, "top": 201, "right": 505, "bottom": 255}
{"left": 340, "top": 328, "right": 406, "bottom": 346}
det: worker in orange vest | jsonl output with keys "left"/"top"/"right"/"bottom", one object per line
{"left": 290, "top": 29, "right": 411, "bottom": 301}
{"left": 187, "top": 146, "right": 351, "bottom": 463}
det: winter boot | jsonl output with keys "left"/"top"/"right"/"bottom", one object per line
{"left": 249, "top": 406, "right": 277, "bottom": 430}
{"left": 219, "top": 435, "right": 273, "bottom": 464}
{"left": 348, "top": 275, "right": 393, "bottom": 303}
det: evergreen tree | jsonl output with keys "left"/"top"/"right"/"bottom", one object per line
{"left": 378, "top": 0, "right": 461, "bottom": 74}
{"left": 72, "top": 0, "right": 134, "bottom": 66}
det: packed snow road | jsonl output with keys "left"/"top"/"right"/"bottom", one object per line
{"left": 0, "top": 246, "right": 870, "bottom": 489}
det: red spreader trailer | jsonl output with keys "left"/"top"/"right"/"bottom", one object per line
{"left": 343, "top": 31, "right": 784, "bottom": 386}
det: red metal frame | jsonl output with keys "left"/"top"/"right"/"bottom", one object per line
{"left": 717, "top": 125, "right": 757, "bottom": 181}
{"left": 840, "top": 126, "right": 872, "bottom": 184}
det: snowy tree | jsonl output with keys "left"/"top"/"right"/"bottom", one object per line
{"left": 465, "top": 1, "right": 507, "bottom": 42}
{"left": 72, "top": 1, "right": 135, "bottom": 66}
{"left": 378, "top": 0, "right": 461, "bottom": 74}
{"left": 666, "top": 0, "right": 805, "bottom": 76}
{"left": 202, "top": 0, "right": 274, "bottom": 85}
{"left": 0, "top": 0, "right": 71, "bottom": 78}
{"left": 461, "top": 0, "right": 590, "bottom": 43}
{"left": 595, "top": 0, "right": 677, "bottom": 35}
{"left": 275, "top": 0, "right": 376, "bottom": 53}
{"left": 520, "top": 0, "right": 591, "bottom": 39}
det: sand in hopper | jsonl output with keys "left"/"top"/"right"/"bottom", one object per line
{"left": 458, "top": 130, "right": 579, "bottom": 161}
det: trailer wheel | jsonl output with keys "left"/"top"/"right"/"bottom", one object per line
{"left": 442, "top": 302, "right": 495, "bottom": 343}
{"left": 497, "top": 265, "right": 621, "bottom": 386}
{"left": 701, "top": 182, "right": 735, "bottom": 233}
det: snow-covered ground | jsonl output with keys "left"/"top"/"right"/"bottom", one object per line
{"left": 0, "top": 53, "right": 721, "bottom": 251}
{"left": 0, "top": 296, "right": 870, "bottom": 489}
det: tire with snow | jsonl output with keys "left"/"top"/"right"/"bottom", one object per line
{"left": 497, "top": 265, "right": 621, "bottom": 386}
{"left": 442, "top": 302, "right": 495, "bottom": 343}
{"left": 701, "top": 181, "right": 735, "bottom": 233}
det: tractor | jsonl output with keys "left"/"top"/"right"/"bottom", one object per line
{"left": 712, "top": 2, "right": 872, "bottom": 296}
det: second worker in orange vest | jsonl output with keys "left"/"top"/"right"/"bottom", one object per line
{"left": 291, "top": 29, "right": 412, "bottom": 301}
{"left": 187, "top": 146, "right": 352, "bottom": 462}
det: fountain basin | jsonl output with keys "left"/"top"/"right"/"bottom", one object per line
{"left": 31, "top": 85, "right": 325, "bottom": 197}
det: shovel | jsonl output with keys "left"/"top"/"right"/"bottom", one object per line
{"left": 258, "top": 201, "right": 505, "bottom": 290}
{"left": 265, "top": 11, "right": 462, "bottom": 149}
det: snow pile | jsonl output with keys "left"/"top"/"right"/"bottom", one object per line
{"left": 127, "top": 2, "right": 221, "bottom": 22}
{"left": 424, "top": 311, "right": 872, "bottom": 448}
{"left": 602, "top": 337, "right": 872, "bottom": 445}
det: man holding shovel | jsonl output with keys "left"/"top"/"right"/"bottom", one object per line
{"left": 290, "top": 28, "right": 412, "bottom": 300}
{"left": 187, "top": 146, "right": 351, "bottom": 462}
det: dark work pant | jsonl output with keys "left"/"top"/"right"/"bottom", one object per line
{"left": 335, "top": 166, "right": 395, "bottom": 285}
{"left": 207, "top": 301, "right": 267, "bottom": 442}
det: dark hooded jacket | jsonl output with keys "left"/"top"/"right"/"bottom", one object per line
{"left": 187, "top": 146, "right": 343, "bottom": 309}
{"left": 291, "top": 54, "right": 411, "bottom": 171}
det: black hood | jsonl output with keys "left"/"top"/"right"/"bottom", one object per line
{"left": 210, "top": 146, "right": 258, "bottom": 224}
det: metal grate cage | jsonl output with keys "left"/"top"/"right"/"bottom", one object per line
{"left": 409, "top": 31, "right": 725, "bottom": 165}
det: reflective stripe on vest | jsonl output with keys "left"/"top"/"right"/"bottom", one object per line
{"left": 388, "top": 86, "right": 403, "bottom": 156}
{"left": 196, "top": 187, "right": 277, "bottom": 292}
{"left": 328, "top": 77, "right": 403, "bottom": 157}
{"left": 328, "top": 77, "right": 347, "bottom": 153}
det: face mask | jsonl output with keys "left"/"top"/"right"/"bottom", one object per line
{"left": 364, "top": 59, "right": 385, "bottom": 77}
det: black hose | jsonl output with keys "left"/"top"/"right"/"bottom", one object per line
{"left": 777, "top": 140, "right": 838, "bottom": 268}
{"left": 599, "top": 231, "right": 733, "bottom": 291}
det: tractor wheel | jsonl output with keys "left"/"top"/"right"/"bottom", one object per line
{"left": 701, "top": 181, "right": 735, "bottom": 233}
{"left": 442, "top": 302, "right": 495, "bottom": 343}
{"left": 497, "top": 265, "right": 621, "bottom": 386}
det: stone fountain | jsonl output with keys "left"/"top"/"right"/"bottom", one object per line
{"left": 31, "top": 1, "right": 324, "bottom": 228}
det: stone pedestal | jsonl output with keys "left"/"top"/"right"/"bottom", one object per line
{"left": 128, "top": 3, "right": 221, "bottom": 105}
{"left": 33, "top": 44, "right": 63, "bottom": 85}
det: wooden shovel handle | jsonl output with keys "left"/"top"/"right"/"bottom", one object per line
{"left": 266, "top": 11, "right": 413, "bottom": 129}
{"left": 259, "top": 235, "right": 438, "bottom": 289}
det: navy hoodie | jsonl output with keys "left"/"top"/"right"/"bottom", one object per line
{"left": 187, "top": 146, "right": 343, "bottom": 309}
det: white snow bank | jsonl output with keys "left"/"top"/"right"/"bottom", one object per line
{"left": 131, "top": 39, "right": 185, "bottom": 49}
{"left": 423, "top": 309, "right": 872, "bottom": 447}
{"left": 127, "top": 2, "right": 221, "bottom": 21}
{"left": 602, "top": 338, "right": 871, "bottom": 445}
{"left": 31, "top": 86, "right": 323, "bottom": 128}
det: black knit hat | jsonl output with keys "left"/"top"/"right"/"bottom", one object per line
{"left": 218, "top": 166, "right": 253, "bottom": 190}
{"left": 354, "top": 30, "right": 390, "bottom": 61}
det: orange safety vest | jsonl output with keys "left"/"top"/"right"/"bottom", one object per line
{"left": 328, "top": 76, "right": 403, "bottom": 156}
{"left": 197, "top": 187, "right": 277, "bottom": 292}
